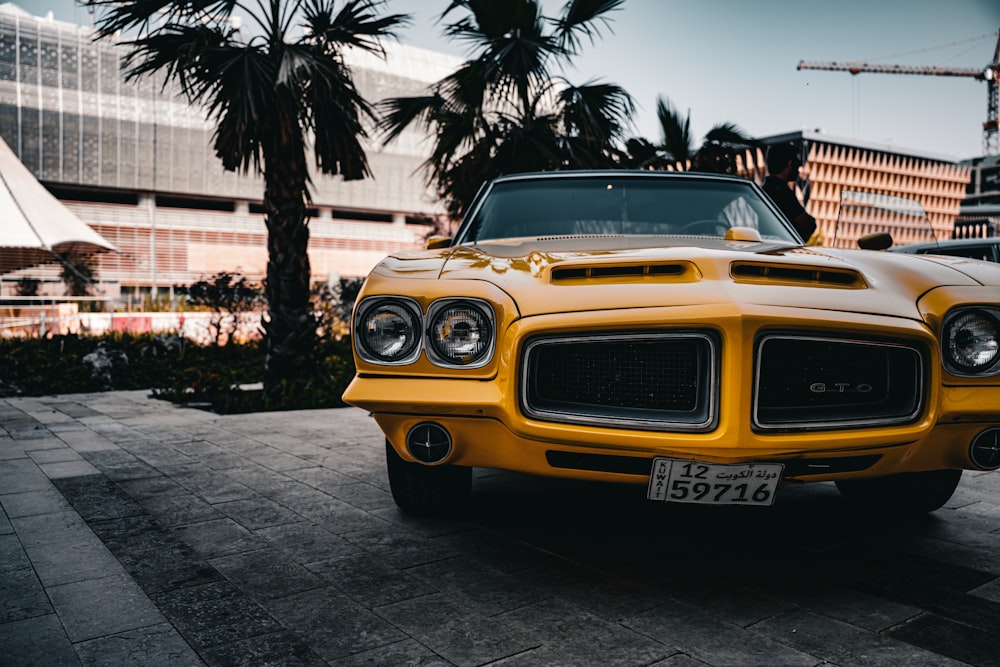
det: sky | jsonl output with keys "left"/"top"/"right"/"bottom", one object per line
{"left": 18, "top": 0, "right": 1000, "bottom": 160}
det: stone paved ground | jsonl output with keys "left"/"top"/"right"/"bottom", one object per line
{"left": 1, "top": 390, "right": 999, "bottom": 666}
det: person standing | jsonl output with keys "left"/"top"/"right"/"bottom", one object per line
{"left": 762, "top": 143, "right": 818, "bottom": 243}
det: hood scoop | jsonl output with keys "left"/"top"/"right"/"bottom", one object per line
{"left": 550, "top": 261, "right": 699, "bottom": 284}
{"left": 731, "top": 261, "right": 867, "bottom": 289}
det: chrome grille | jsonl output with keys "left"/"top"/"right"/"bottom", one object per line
{"left": 754, "top": 335, "right": 924, "bottom": 430}
{"left": 521, "top": 332, "right": 718, "bottom": 431}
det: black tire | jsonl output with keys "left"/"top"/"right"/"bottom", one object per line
{"left": 835, "top": 469, "right": 962, "bottom": 514}
{"left": 385, "top": 439, "right": 472, "bottom": 516}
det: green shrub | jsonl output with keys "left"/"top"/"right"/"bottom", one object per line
{"left": 0, "top": 332, "right": 355, "bottom": 414}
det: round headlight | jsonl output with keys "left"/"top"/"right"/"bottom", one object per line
{"left": 427, "top": 300, "right": 494, "bottom": 367}
{"left": 944, "top": 309, "right": 1000, "bottom": 375}
{"left": 355, "top": 298, "right": 421, "bottom": 364}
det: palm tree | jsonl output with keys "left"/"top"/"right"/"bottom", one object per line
{"left": 88, "top": 0, "right": 406, "bottom": 398}
{"left": 379, "top": 0, "right": 634, "bottom": 219}
{"left": 649, "top": 95, "right": 756, "bottom": 174}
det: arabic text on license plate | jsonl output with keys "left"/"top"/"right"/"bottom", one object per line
{"left": 646, "top": 459, "right": 784, "bottom": 506}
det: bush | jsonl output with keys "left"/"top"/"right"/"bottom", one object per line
{"left": 0, "top": 332, "right": 355, "bottom": 414}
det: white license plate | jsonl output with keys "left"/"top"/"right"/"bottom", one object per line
{"left": 646, "top": 458, "right": 784, "bottom": 506}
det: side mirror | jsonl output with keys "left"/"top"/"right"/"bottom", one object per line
{"left": 425, "top": 236, "right": 452, "bottom": 250}
{"left": 857, "top": 232, "right": 893, "bottom": 251}
{"left": 725, "top": 226, "right": 763, "bottom": 242}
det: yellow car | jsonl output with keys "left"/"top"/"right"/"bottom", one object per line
{"left": 343, "top": 171, "right": 1000, "bottom": 515}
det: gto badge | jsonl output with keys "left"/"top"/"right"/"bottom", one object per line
{"left": 809, "top": 382, "right": 874, "bottom": 393}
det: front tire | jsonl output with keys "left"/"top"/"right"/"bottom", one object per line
{"left": 835, "top": 469, "right": 962, "bottom": 514}
{"left": 385, "top": 439, "right": 472, "bottom": 515}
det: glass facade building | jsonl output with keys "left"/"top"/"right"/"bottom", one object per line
{"left": 0, "top": 5, "right": 459, "bottom": 300}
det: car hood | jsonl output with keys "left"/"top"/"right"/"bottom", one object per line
{"left": 373, "top": 237, "right": 1000, "bottom": 320}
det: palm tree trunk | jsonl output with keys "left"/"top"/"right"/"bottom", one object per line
{"left": 261, "top": 107, "right": 319, "bottom": 398}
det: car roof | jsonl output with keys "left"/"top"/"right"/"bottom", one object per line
{"left": 488, "top": 170, "right": 753, "bottom": 185}
{"left": 889, "top": 237, "right": 1000, "bottom": 253}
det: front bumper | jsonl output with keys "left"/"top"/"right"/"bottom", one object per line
{"left": 344, "top": 374, "right": 1000, "bottom": 483}
{"left": 343, "top": 303, "right": 1000, "bottom": 483}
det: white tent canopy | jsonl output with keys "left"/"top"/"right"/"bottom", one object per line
{"left": 0, "top": 134, "right": 117, "bottom": 274}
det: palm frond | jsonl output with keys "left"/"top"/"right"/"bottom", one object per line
{"left": 304, "top": 0, "right": 408, "bottom": 55}
{"left": 557, "top": 79, "right": 634, "bottom": 143}
{"left": 209, "top": 46, "right": 279, "bottom": 173}
{"left": 554, "top": 0, "right": 624, "bottom": 53}
{"left": 377, "top": 94, "right": 444, "bottom": 143}
{"left": 655, "top": 95, "right": 693, "bottom": 162}
{"left": 703, "top": 122, "right": 755, "bottom": 148}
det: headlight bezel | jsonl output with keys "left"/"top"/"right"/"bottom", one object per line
{"left": 942, "top": 306, "right": 1000, "bottom": 377}
{"left": 353, "top": 296, "right": 423, "bottom": 365}
{"left": 353, "top": 295, "right": 497, "bottom": 368}
{"left": 425, "top": 298, "right": 496, "bottom": 369}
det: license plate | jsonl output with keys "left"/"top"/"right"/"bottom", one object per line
{"left": 646, "top": 458, "right": 784, "bottom": 506}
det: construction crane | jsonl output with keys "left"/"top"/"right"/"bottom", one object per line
{"left": 797, "top": 29, "right": 1000, "bottom": 155}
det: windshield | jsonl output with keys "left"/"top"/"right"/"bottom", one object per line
{"left": 457, "top": 176, "right": 801, "bottom": 244}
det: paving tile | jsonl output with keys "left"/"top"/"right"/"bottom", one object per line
{"left": 253, "top": 522, "right": 362, "bottom": 563}
{"left": 408, "top": 555, "right": 545, "bottom": 616}
{"left": 434, "top": 528, "right": 556, "bottom": 574}
{"left": 971, "top": 576, "right": 1000, "bottom": 603}
{"left": 376, "top": 593, "right": 537, "bottom": 667}
{"left": 777, "top": 585, "right": 920, "bottom": 632}
{"left": 150, "top": 580, "right": 284, "bottom": 649}
{"left": 0, "top": 486, "right": 73, "bottom": 518}
{"left": 172, "top": 518, "right": 268, "bottom": 559}
{"left": 0, "top": 533, "right": 31, "bottom": 572}
{"left": 0, "top": 458, "right": 51, "bottom": 494}
{"left": 48, "top": 573, "right": 166, "bottom": 642}
{"left": 295, "top": 496, "right": 390, "bottom": 535}
{"left": 0, "top": 613, "right": 79, "bottom": 665}
{"left": 56, "top": 429, "right": 118, "bottom": 453}
{"left": 242, "top": 448, "right": 313, "bottom": 472}
{"left": 26, "top": 538, "right": 124, "bottom": 586}
{"left": 10, "top": 510, "right": 101, "bottom": 550}
{"left": 326, "top": 639, "right": 450, "bottom": 666}
{"left": 166, "top": 467, "right": 258, "bottom": 504}
{"left": 214, "top": 496, "right": 300, "bottom": 530}
{"left": 74, "top": 622, "right": 206, "bottom": 666}
{"left": 263, "top": 586, "right": 407, "bottom": 661}
{"left": 46, "top": 401, "right": 103, "bottom": 419}
{"left": 623, "top": 600, "right": 820, "bottom": 667}
{"left": 288, "top": 466, "right": 372, "bottom": 496}
{"left": 125, "top": 443, "right": 197, "bottom": 469}
{"left": 5, "top": 393, "right": 1000, "bottom": 667}
{"left": 209, "top": 548, "right": 325, "bottom": 600}
{"left": 218, "top": 463, "right": 294, "bottom": 494}
{"left": 854, "top": 559, "right": 1000, "bottom": 632}
{"left": 323, "top": 481, "right": 395, "bottom": 511}
{"left": 497, "top": 598, "right": 671, "bottom": 666}
{"left": 341, "top": 523, "right": 458, "bottom": 569}
{"left": 0, "top": 444, "right": 27, "bottom": 461}
{"left": 52, "top": 474, "right": 146, "bottom": 522}
{"left": 27, "top": 447, "right": 84, "bottom": 464}
{"left": 887, "top": 612, "right": 1000, "bottom": 666}
{"left": 751, "top": 608, "right": 967, "bottom": 666}
{"left": 306, "top": 553, "right": 440, "bottom": 608}
{"left": 117, "top": 476, "right": 222, "bottom": 526}
{"left": 0, "top": 566, "right": 53, "bottom": 622}
{"left": 39, "top": 459, "right": 102, "bottom": 479}
{"left": 89, "top": 515, "right": 222, "bottom": 594}
{"left": 198, "top": 629, "right": 326, "bottom": 667}
{"left": 80, "top": 449, "right": 160, "bottom": 481}
{"left": 648, "top": 655, "right": 712, "bottom": 667}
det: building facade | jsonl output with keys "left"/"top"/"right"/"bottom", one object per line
{"left": 0, "top": 4, "right": 459, "bottom": 304}
{"left": 741, "top": 131, "right": 972, "bottom": 249}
